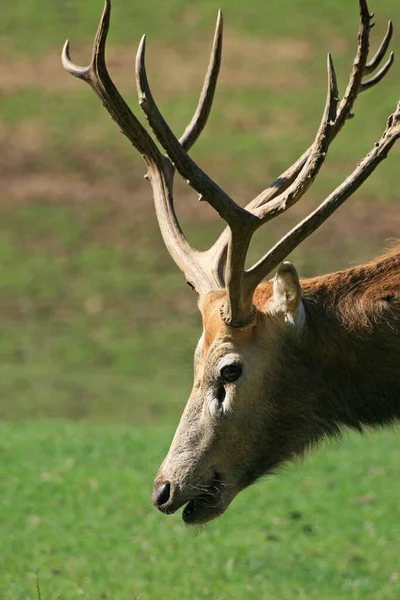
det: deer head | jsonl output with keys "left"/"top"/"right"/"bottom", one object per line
{"left": 63, "top": 0, "right": 400, "bottom": 524}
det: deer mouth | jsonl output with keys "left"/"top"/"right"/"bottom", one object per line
{"left": 153, "top": 470, "right": 239, "bottom": 524}
{"left": 181, "top": 473, "right": 230, "bottom": 525}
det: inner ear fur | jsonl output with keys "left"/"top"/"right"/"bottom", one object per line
{"left": 270, "top": 261, "right": 302, "bottom": 322}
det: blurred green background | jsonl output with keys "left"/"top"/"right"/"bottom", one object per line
{"left": 0, "top": 0, "right": 399, "bottom": 598}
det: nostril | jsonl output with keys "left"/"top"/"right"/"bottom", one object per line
{"left": 154, "top": 482, "right": 171, "bottom": 508}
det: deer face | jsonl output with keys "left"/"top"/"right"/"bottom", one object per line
{"left": 152, "top": 271, "right": 306, "bottom": 524}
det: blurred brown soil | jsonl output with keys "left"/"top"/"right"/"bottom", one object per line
{"left": 0, "top": 32, "right": 313, "bottom": 95}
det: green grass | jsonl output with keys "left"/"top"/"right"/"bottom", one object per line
{"left": 1, "top": 421, "right": 399, "bottom": 600}
{"left": 0, "top": 0, "right": 399, "bottom": 596}
{"left": 0, "top": 201, "right": 202, "bottom": 421}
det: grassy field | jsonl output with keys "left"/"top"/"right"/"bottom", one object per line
{"left": 1, "top": 0, "right": 399, "bottom": 597}
{"left": 1, "top": 422, "right": 400, "bottom": 600}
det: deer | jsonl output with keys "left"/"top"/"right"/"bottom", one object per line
{"left": 62, "top": 0, "right": 400, "bottom": 525}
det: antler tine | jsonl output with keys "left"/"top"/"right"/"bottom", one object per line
{"left": 135, "top": 35, "right": 259, "bottom": 229}
{"left": 364, "top": 20, "right": 393, "bottom": 75}
{"left": 249, "top": 55, "right": 339, "bottom": 224}
{"left": 333, "top": 0, "right": 373, "bottom": 129}
{"left": 179, "top": 11, "right": 223, "bottom": 152}
{"left": 244, "top": 102, "right": 400, "bottom": 290}
{"left": 62, "top": 0, "right": 158, "bottom": 161}
{"left": 361, "top": 52, "right": 395, "bottom": 91}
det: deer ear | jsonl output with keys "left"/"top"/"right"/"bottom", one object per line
{"left": 269, "top": 261, "right": 303, "bottom": 325}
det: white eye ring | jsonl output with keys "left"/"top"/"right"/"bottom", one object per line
{"left": 217, "top": 353, "right": 242, "bottom": 371}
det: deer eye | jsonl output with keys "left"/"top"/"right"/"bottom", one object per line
{"left": 220, "top": 363, "right": 242, "bottom": 383}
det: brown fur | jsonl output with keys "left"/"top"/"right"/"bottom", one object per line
{"left": 254, "top": 243, "right": 400, "bottom": 324}
{"left": 251, "top": 245, "right": 400, "bottom": 431}
{"left": 199, "top": 292, "right": 259, "bottom": 357}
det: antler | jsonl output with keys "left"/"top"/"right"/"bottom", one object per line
{"left": 245, "top": 102, "right": 400, "bottom": 293}
{"left": 62, "top": 0, "right": 229, "bottom": 295}
{"left": 62, "top": 0, "right": 398, "bottom": 327}
{"left": 208, "top": 0, "right": 395, "bottom": 273}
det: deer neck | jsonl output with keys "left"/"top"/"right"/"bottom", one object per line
{"left": 297, "top": 249, "right": 400, "bottom": 430}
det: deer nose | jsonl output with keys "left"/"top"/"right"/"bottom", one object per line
{"left": 152, "top": 481, "right": 173, "bottom": 512}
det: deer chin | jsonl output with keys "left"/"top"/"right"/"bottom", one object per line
{"left": 180, "top": 473, "right": 238, "bottom": 525}
{"left": 182, "top": 496, "right": 226, "bottom": 525}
